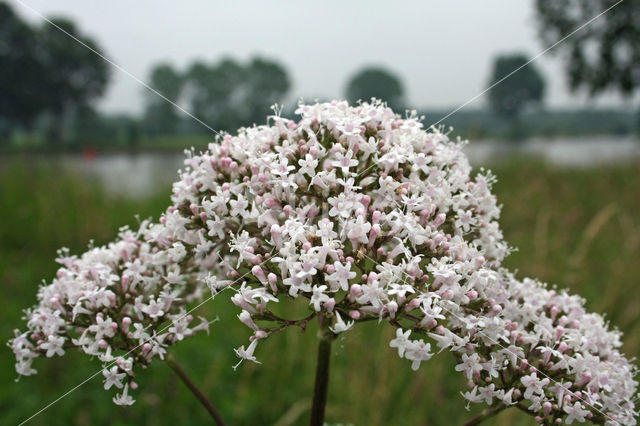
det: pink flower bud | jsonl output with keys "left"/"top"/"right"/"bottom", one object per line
{"left": 368, "top": 224, "right": 381, "bottom": 245}
{"left": 434, "top": 213, "right": 446, "bottom": 227}
{"left": 270, "top": 224, "right": 283, "bottom": 247}
{"left": 423, "top": 318, "right": 437, "bottom": 329}
{"left": 387, "top": 301, "right": 398, "bottom": 318}
{"left": 142, "top": 343, "right": 152, "bottom": 355}
{"left": 267, "top": 273, "right": 278, "bottom": 292}
{"left": 253, "top": 330, "right": 268, "bottom": 340}
{"left": 323, "top": 298, "right": 335, "bottom": 313}
{"left": 406, "top": 298, "right": 421, "bottom": 310}
{"left": 350, "top": 284, "right": 362, "bottom": 298}
{"left": 251, "top": 265, "right": 266, "bottom": 283}
{"left": 441, "top": 289, "right": 453, "bottom": 300}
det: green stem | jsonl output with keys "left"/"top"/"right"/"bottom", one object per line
{"left": 166, "top": 354, "right": 226, "bottom": 426}
{"left": 462, "top": 404, "right": 507, "bottom": 426}
{"left": 309, "top": 318, "right": 333, "bottom": 426}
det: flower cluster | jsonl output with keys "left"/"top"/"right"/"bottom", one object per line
{"left": 9, "top": 100, "right": 637, "bottom": 423}
{"left": 414, "top": 269, "right": 638, "bottom": 425}
{"left": 9, "top": 223, "right": 212, "bottom": 405}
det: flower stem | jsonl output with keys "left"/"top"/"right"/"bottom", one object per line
{"left": 166, "top": 354, "right": 226, "bottom": 426}
{"left": 462, "top": 404, "right": 507, "bottom": 426}
{"left": 309, "top": 319, "right": 333, "bottom": 426}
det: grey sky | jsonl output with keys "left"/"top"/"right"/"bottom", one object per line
{"left": 10, "top": 0, "right": 633, "bottom": 115}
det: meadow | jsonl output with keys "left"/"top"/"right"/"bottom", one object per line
{"left": 1, "top": 157, "right": 639, "bottom": 425}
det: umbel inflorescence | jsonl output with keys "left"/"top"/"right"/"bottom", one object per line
{"left": 10, "top": 100, "right": 638, "bottom": 424}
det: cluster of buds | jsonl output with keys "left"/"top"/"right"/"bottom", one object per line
{"left": 10, "top": 100, "right": 637, "bottom": 423}
{"left": 9, "top": 223, "right": 212, "bottom": 405}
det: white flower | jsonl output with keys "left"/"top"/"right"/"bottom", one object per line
{"left": 330, "top": 313, "right": 354, "bottom": 334}
{"left": 563, "top": 401, "right": 589, "bottom": 424}
{"left": 389, "top": 328, "right": 412, "bottom": 358}
{"left": 41, "top": 335, "right": 65, "bottom": 358}
{"left": 332, "top": 150, "right": 358, "bottom": 173}
{"left": 455, "top": 353, "right": 483, "bottom": 380}
{"left": 103, "top": 366, "right": 126, "bottom": 390}
{"left": 326, "top": 262, "right": 356, "bottom": 291}
{"left": 520, "top": 373, "right": 550, "bottom": 401}
{"left": 346, "top": 216, "right": 371, "bottom": 245}
{"left": 234, "top": 340, "right": 261, "bottom": 367}
{"left": 310, "top": 285, "right": 330, "bottom": 312}
{"left": 229, "top": 194, "right": 249, "bottom": 218}
{"left": 298, "top": 154, "right": 318, "bottom": 177}
{"left": 404, "top": 340, "right": 433, "bottom": 371}
{"left": 112, "top": 383, "right": 135, "bottom": 406}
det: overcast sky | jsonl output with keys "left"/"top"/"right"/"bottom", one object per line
{"left": 10, "top": 0, "right": 634, "bottom": 116}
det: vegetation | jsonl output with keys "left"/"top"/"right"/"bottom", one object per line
{"left": 144, "top": 57, "right": 290, "bottom": 135}
{"left": 3, "top": 1, "right": 639, "bottom": 151}
{"left": 2, "top": 158, "right": 638, "bottom": 425}
{"left": 345, "top": 67, "right": 405, "bottom": 112}
{"left": 487, "top": 53, "right": 545, "bottom": 120}
{"left": 535, "top": 0, "right": 640, "bottom": 97}
{"left": 0, "top": 3, "right": 109, "bottom": 141}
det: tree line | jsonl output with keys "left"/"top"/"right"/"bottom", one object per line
{"left": 1, "top": 0, "right": 639, "bottom": 149}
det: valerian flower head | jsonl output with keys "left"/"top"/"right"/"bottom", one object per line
{"left": 9, "top": 100, "right": 637, "bottom": 423}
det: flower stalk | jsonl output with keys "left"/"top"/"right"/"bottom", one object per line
{"left": 462, "top": 404, "right": 507, "bottom": 426}
{"left": 166, "top": 354, "right": 226, "bottom": 426}
{"left": 310, "top": 317, "right": 334, "bottom": 426}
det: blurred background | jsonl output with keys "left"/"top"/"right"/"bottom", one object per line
{"left": 1, "top": 1, "right": 639, "bottom": 425}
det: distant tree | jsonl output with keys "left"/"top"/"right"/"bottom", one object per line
{"left": 183, "top": 58, "right": 246, "bottom": 132}
{"left": 487, "top": 54, "right": 545, "bottom": 120}
{"left": 182, "top": 57, "right": 289, "bottom": 133}
{"left": 36, "top": 18, "right": 110, "bottom": 142}
{"left": 345, "top": 67, "right": 405, "bottom": 111}
{"left": 143, "top": 63, "right": 183, "bottom": 136}
{"left": 243, "top": 57, "right": 290, "bottom": 125}
{"left": 535, "top": 0, "right": 640, "bottom": 133}
{"left": 535, "top": 0, "right": 640, "bottom": 96}
{"left": 0, "top": 2, "right": 46, "bottom": 136}
{"left": 0, "top": 2, "right": 110, "bottom": 143}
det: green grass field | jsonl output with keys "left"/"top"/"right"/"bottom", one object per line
{"left": 1, "top": 158, "right": 639, "bottom": 425}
